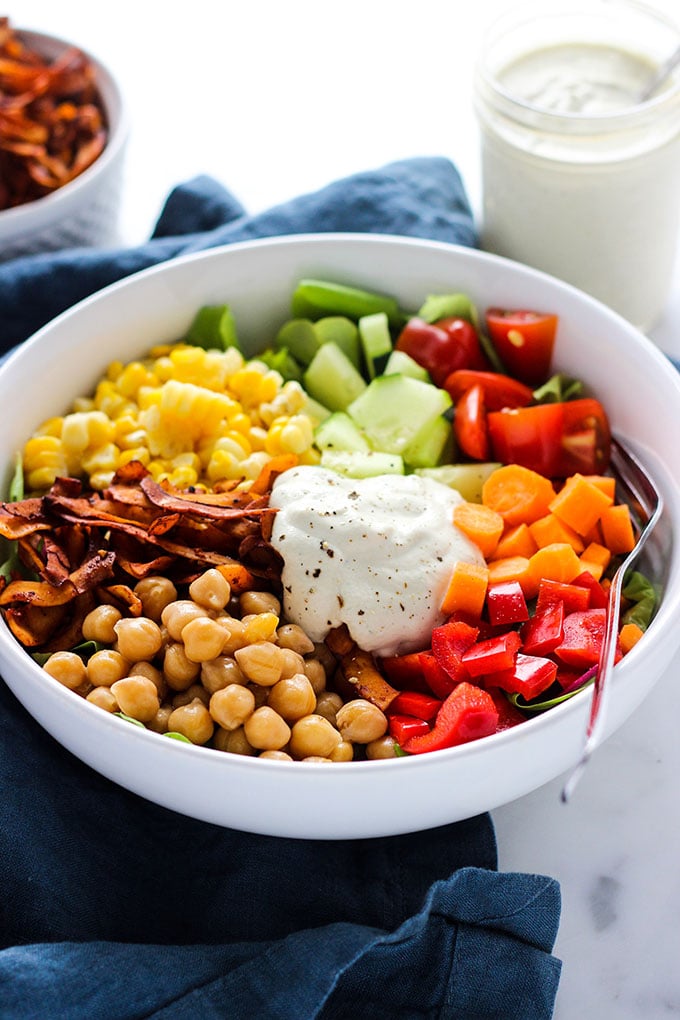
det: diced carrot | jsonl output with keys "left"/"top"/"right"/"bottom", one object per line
{"left": 619, "top": 621, "right": 645, "bottom": 654}
{"left": 581, "top": 519, "right": 605, "bottom": 546}
{"left": 487, "top": 555, "right": 537, "bottom": 599}
{"left": 529, "top": 513, "right": 585, "bottom": 553}
{"left": 527, "top": 542, "right": 583, "bottom": 589}
{"left": 549, "top": 474, "right": 614, "bottom": 536}
{"left": 581, "top": 474, "right": 617, "bottom": 500}
{"left": 491, "top": 522, "right": 538, "bottom": 561}
{"left": 482, "top": 465, "right": 556, "bottom": 526}
{"left": 452, "top": 501, "right": 505, "bottom": 558}
{"left": 580, "top": 542, "right": 611, "bottom": 570}
{"left": 600, "top": 503, "right": 636, "bottom": 554}
{"left": 578, "top": 559, "right": 604, "bottom": 581}
{"left": 439, "top": 559, "right": 489, "bottom": 617}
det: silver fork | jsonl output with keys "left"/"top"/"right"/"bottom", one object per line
{"left": 561, "top": 436, "right": 664, "bottom": 802}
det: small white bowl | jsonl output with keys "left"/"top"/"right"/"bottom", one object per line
{"left": 1, "top": 234, "right": 679, "bottom": 839}
{"left": 0, "top": 28, "right": 128, "bottom": 261}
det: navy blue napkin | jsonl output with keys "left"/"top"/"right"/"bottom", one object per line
{"left": 0, "top": 157, "right": 562, "bottom": 1019}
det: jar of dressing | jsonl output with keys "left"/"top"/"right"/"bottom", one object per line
{"left": 474, "top": 0, "right": 680, "bottom": 331}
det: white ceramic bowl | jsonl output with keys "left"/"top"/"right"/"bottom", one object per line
{"left": 0, "top": 28, "right": 128, "bottom": 261}
{"left": 1, "top": 234, "right": 679, "bottom": 839}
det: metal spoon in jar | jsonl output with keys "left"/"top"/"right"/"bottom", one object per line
{"left": 637, "top": 43, "right": 680, "bottom": 102}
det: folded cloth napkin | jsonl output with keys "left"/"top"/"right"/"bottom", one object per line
{"left": 0, "top": 157, "right": 562, "bottom": 1019}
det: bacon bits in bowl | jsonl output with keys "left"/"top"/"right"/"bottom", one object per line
{"left": 0, "top": 18, "right": 127, "bottom": 261}
{"left": 0, "top": 234, "right": 679, "bottom": 839}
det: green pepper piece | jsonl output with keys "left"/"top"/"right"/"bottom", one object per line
{"left": 417, "top": 292, "right": 478, "bottom": 326}
{"left": 291, "top": 278, "right": 403, "bottom": 327}
{"left": 184, "top": 304, "right": 239, "bottom": 351}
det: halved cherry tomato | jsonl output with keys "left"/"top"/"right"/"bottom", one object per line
{"left": 444, "top": 369, "right": 534, "bottom": 411}
{"left": 395, "top": 316, "right": 491, "bottom": 386}
{"left": 454, "top": 384, "right": 489, "bottom": 460}
{"left": 487, "top": 398, "right": 611, "bottom": 477}
{"left": 485, "top": 309, "right": 558, "bottom": 386}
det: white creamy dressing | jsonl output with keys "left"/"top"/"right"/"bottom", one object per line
{"left": 500, "top": 43, "right": 654, "bottom": 115}
{"left": 269, "top": 466, "right": 484, "bottom": 658}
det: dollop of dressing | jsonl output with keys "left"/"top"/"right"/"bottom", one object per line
{"left": 269, "top": 466, "right": 484, "bottom": 658}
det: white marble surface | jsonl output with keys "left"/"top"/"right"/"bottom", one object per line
{"left": 13, "top": 2, "right": 680, "bottom": 1016}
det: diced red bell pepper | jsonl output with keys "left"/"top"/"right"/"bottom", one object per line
{"left": 380, "top": 651, "right": 431, "bottom": 692}
{"left": 388, "top": 690, "right": 442, "bottom": 721}
{"left": 486, "top": 687, "right": 528, "bottom": 731}
{"left": 520, "top": 601, "right": 565, "bottom": 656}
{"left": 389, "top": 714, "right": 431, "bottom": 745}
{"left": 401, "top": 682, "right": 499, "bottom": 754}
{"left": 535, "top": 578, "right": 591, "bottom": 615}
{"left": 453, "top": 383, "right": 490, "bottom": 461}
{"left": 490, "top": 652, "right": 558, "bottom": 700}
{"left": 554, "top": 608, "right": 621, "bottom": 668}
{"left": 460, "top": 630, "right": 522, "bottom": 678}
{"left": 486, "top": 580, "right": 529, "bottom": 627}
{"left": 430, "top": 618, "right": 479, "bottom": 682}
{"left": 571, "top": 570, "right": 609, "bottom": 610}
{"left": 418, "top": 651, "right": 459, "bottom": 699}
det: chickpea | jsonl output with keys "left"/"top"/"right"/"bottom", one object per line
{"left": 214, "top": 616, "right": 248, "bottom": 655}
{"left": 161, "top": 599, "right": 208, "bottom": 641}
{"left": 113, "top": 617, "right": 163, "bottom": 662}
{"left": 234, "top": 641, "right": 284, "bottom": 687}
{"left": 189, "top": 568, "right": 231, "bottom": 612}
{"left": 167, "top": 698, "right": 214, "bottom": 745}
{"left": 312, "top": 641, "right": 337, "bottom": 675}
{"left": 259, "top": 750, "right": 293, "bottom": 761}
{"left": 43, "top": 651, "right": 87, "bottom": 691}
{"left": 181, "top": 616, "right": 228, "bottom": 663}
{"left": 111, "top": 675, "right": 160, "bottom": 722}
{"left": 314, "top": 690, "right": 343, "bottom": 726}
{"left": 288, "top": 714, "right": 342, "bottom": 760}
{"left": 172, "top": 683, "right": 210, "bottom": 709}
{"left": 278, "top": 648, "right": 306, "bottom": 680}
{"left": 128, "top": 660, "right": 166, "bottom": 698}
{"left": 276, "top": 623, "right": 315, "bottom": 656}
{"left": 242, "top": 612, "right": 279, "bottom": 644}
{"left": 87, "top": 649, "right": 129, "bottom": 688}
{"left": 134, "top": 576, "right": 178, "bottom": 622}
{"left": 200, "top": 656, "right": 247, "bottom": 694}
{"left": 82, "top": 604, "right": 122, "bottom": 644}
{"left": 365, "top": 735, "right": 398, "bottom": 760}
{"left": 243, "top": 706, "right": 291, "bottom": 751}
{"left": 304, "top": 658, "right": 326, "bottom": 695}
{"left": 266, "top": 673, "right": 316, "bottom": 721}
{"left": 249, "top": 683, "right": 269, "bottom": 708}
{"left": 86, "top": 686, "right": 118, "bottom": 713}
{"left": 213, "top": 724, "right": 255, "bottom": 756}
{"left": 329, "top": 740, "right": 354, "bottom": 762}
{"left": 162, "top": 642, "right": 200, "bottom": 691}
{"left": 335, "top": 700, "right": 388, "bottom": 744}
{"left": 147, "top": 705, "right": 173, "bottom": 734}
{"left": 209, "top": 684, "right": 256, "bottom": 730}
{"left": 239, "top": 590, "right": 281, "bottom": 616}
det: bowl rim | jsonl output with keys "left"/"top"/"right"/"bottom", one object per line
{"left": 0, "top": 25, "right": 129, "bottom": 238}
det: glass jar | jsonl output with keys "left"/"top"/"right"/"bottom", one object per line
{"left": 474, "top": 0, "right": 680, "bottom": 332}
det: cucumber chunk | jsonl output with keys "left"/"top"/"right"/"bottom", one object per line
{"left": 402, "top": 415, "right": 453, "bottom": 469}
{"left": 417, "top": 292, "right": 478, "bottom": 325}
{"left": 303, "top": 343, "right": 367, "bottom": 412}
{"left": 415, "top": 462, "right": 502, "bottom": 502}
{"left": 383, "top": 349, "right": 430, "bottom": 382}
{"left": 321, "top": 449, "right": 404, "bottom": 478}
{"left": 314, "top": 316, "right": 361, "bottom": 369}
{"left": 358, "top": 312, "right": 393, "bottom": 379}
{"left": 314, "top": 412, "right": 371, "bottom": 453}
{"left": 347, "top": 374, "right": 452, "bottom": 456}
{"left": 274, "top": 319, "right": 320, "bottom": 366}
{"left": 291, "top": 278, "right": 403, "bottom": 326}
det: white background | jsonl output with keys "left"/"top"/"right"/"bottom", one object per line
{"left": 11, "top": 2, "right": 680, "bottom": 1016}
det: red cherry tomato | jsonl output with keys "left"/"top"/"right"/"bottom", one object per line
{"left": 443, "top": 369, "right": 534, "bottom": 410}
{"left": 395, "top": 316, "right": 490, "bottom": 386}
{"left": 487, "top": 398, "right": 611, "bottom": 477}
{"left": 485, "top": 309, "right": 558, "bottom": 386}
{"left": 454, "top": 384, "right": 490, "bottom": 461}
